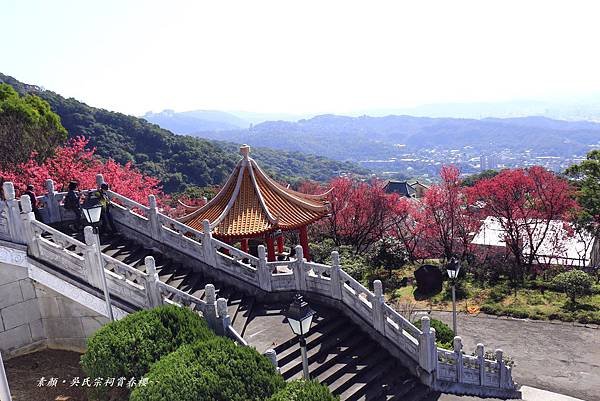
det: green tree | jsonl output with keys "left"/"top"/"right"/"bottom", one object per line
{"left": 0, "top": 83, "right": 67, "bottom": 167}
{"left": 552, "top": 270, "right": 593, "bottom": 303}
{"left": 565, "top": 150, "right": 600, "bottom": 229}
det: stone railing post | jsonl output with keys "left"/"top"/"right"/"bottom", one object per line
{"left": 372, "top": 280, "right": 385, "bottom": 334}
{"left": 204, "top": 284, "right": 217, "bottom": 330}
{"left": 19, "top": 195, "right": 41, "bottom": 257}
{"left": 216, "top": 297, "right": 230, "bottom": 336}
{"left": 293, "top": 245, "right": 307, "bottom": 292}
{"left": 476, "top": 343, "right": 485, "bottom": 386}
{"left": 144, "top": 256, "right": 162, "bottom": 308}
{"left": 257, "top": 245, "right": 272, "bottom": 291}
{"left": 44, "top": 179, "right": 60, "bottom": 224}
{"left": 202, "top": 220, "right": 215, "bottom": 264}
{"left": 96, "top": 174, "right": 104, "bottom": 187}
{"left": 263, "top": 349, "right": 279, "bottom": 373}
{"left": 147, "top": 195, "right": 161, "bottom": 241}
{"left": 454, "top": 336, "right": 464, "bottom": 383}
{"left": 83, "top": 226, "right": 104, "bottom": 289}
{"left": 330, "top": 251, "right": 342, "bottom": 300}
{"left": 496, "top": 349, "right": 505, "bottom": 388}
{"left": 4, "top": 182, "right": 25, "bottom": 243}
{"left": 418, "top": 316, "right": 437, "bottom": 373}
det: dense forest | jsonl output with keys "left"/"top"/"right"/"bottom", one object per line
{"left": 0, "top": 74, "right": 367, "bottom": 192}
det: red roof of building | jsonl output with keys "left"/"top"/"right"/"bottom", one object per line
{"left": 178, "top": 145, "right": 330, "bottom": 238}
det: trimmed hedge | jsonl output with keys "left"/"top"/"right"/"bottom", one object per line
{"left": 268, "top": 380, "right": 338, "bottom": 401}
{"left": 130, "top": 337, "right": 285, "bottom": 401}
{"left": 81, "top": 305, "right": 213, "bottom": 381}
{"left": 415, "top": 317, "right": 454, "bottom": 349}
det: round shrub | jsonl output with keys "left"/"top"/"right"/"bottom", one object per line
{"left": 268, "top": 380, "right": 338, "bottom": 401}
{"left": 552, "top": 270, "right": 593, "bottom": 303}
{"left": 130, "top": 337, "right": 285, "bottom": 401}
{"left": 81, "top": 304, "right": 214, "bottom": 381}
{"left": 414, "top": 317, "right": 454, "bottom": 345}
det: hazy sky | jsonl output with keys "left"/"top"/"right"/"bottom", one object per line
{"left": 3, "top": 0, "right": 600, "bottom": 116}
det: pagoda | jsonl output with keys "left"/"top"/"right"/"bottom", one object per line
{"left": 178, "top": 145, "right": 330, "bottom": 261}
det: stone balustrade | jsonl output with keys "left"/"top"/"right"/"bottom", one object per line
{"left": 0, "top": 179, "right": 520, "bottom": 398}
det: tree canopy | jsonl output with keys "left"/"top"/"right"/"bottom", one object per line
{"left": 0, "top": 83, "right": 67, "bottom": 168}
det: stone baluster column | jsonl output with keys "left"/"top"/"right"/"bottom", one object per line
{"left": 330, "top": 251, "right": 342, "bottom": 300}
{"left": 216, "top": 297, "right": 230, "bottom": 336}
{"left": 496, "top": 349, "right": 505, "bottom": 388}
{"left": 44, "top": 179, "right": 59, "bottom": 224}
{"left": 293, "top": 245, "right": 307, "bottom": 292}
{"left": 372, "top": 280, "right": 385, "bottom": 334}
{"left": 418, "top": 316, "right": 437, "bottom": 374}
{"left": 19, "top": 195, "right": 41, "bottom": 258}
{"left": 96, "top": 174, "right": 104, "bottom": 187}
{"left": 454, "top": 336, "right": 464, "bottom": 383}
{"left": 144, "top": 256, "right": 162, "bottom": 308}
{"left": 263, "top": 349, "right": 279, "bottom": 373}
{"left": 147, "top": 195, "right": 161, "bottom": 241}
{"left": 202, "top": 219, "right": 215, "bottom": 264}
{"left": 204, "top": 284, "right": 217, "bottom": 330}
{"left": 4, "top": 182, "right": 24, "bottom": 243}
{"left": 83, "top": 226, "right": 104, "bottom": 289}
{"left": 257, "top": 245, "right": 272, "bottom": 291}
{"left": 476, "top": 343, "right": 485, "bottom": 386}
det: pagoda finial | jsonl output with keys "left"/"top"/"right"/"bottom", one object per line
{"left": 240, "top": 144, "right": 250, "bottom": 159}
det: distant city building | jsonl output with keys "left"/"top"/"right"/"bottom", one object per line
{"left": 480, "top": 154, "right": 499, "bottom": 171}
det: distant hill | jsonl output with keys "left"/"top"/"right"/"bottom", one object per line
{"left": 142, "top": 109, "right": 250, "bottom": 133}
{"left": 192, "top": 114, "right": 600, "bottom": 161}
{"left": 0, "top": 74, "right": 368, "bottom": 192}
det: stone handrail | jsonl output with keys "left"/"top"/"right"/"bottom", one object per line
{"left": 1, "top": 179, "right": 519, "bottom": 398}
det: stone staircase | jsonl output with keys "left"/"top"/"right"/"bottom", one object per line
{"left": 53, "top": 226, "right": 436, "bottom": 401}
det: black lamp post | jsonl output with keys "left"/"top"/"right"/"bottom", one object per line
{"left": 286, "top": 294, "right": 315, "bottom": 379}
{"left": 83, "top": 201, "right": 114, "bottom": 321}
{"left": 446, "top": 257, "right": 461, "bottom": 335}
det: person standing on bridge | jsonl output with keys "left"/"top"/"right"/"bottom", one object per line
{"left": 64, "top": 181, "right": 83, "bottom": 230}
{"left": 89, "top": 182, "right": 118, "bottom": 234}
{"left": 24, "top": 184, "right": 41, "bottom": 221}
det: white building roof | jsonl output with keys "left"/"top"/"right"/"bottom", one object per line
{"left": 471, "top": 216, "right": 595, "bottom": 266}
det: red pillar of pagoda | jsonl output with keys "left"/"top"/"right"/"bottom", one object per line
{"left": 299, "top": 226, "right": 310, "bottom": 261}
{"left": 277, "top": 236, "right": 284, "bottom": 254}
{"left": 266, "top": 236, "right": 276, "bottom": 262}
{"left": 241, "top": 238, "right": 249, "bottom": 253}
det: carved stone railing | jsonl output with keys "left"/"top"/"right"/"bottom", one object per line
{"left": 0, "top": 178, "right": 520, "bottom": 398}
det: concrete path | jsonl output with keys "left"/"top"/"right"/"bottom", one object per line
{"left": 426, "top": 311, "right": 599, "bottom": 401}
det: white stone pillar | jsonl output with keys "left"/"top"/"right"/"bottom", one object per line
{"left": 418, "top": 316, "right": 437, "bottom": 373}
{"left": 216, "top": 297, "right": 230, "bottom": 335}
{"left": 263, "top": 349, "right": 279, "bottom": 373}
{"left": 294, "top": 245, "right": 307, "bottom": 292}
{"left": 95, "top": 174, "right": 104, "bottom": 187}
{"left": 202, "top": 219, "right": 215, "bottom": 263}
{"left": 204, "top": 284, "right": 217, "bottom": 330}
{"left": 257, "top": 245, "right": 272, "bottom": 291}
{"left": 144, "top": 256, "right": 162, "bottom": 308}
{"left": 4, "top": 182, "right": 24, "bottom": 243}
{"left": 496, "top": 349, "right": 505, "bottom": 388}
{"left": 454, "top": 336, "right": 464, "bottom": 383}
{"left": 372, "top": 280, "right": 385, "bottom": 334}
{"left": 330, "top": 251, "right": 342, "bottom": 300}
{"left": 476, "top": 343, "right": 485, "bottom": 386}
{"left": 147, "top": 195, "right": 161, "bottom": 240}
{"left": 0, "top": 351, "right": 12, "bottom": 401}
{"left": 83, "top": 226, "right": 104, "bottom": 289}
{"left": 44, "top": 179, "right": 59, "bottom": 224}
{"left": 19, "top": 195, "right": 41, "bottom": 258}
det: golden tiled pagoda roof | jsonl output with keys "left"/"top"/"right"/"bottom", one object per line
{"left": 178, "top": 145, "right": 330, "bottom": 238}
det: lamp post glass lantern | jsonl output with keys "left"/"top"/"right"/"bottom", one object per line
{"left": 286, "top": 294, "right": 315, "bottom": 379}
{"left": 446, "top": 258, "right": 461, "bottom": 335}
{"left": 82, "top": 203, "right": 102, "bottom": 232}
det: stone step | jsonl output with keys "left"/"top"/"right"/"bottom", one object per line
{"left": 275, "top": 317, "right": 347, "bottom": 365}
{"left": 280, "top": 332, "right": 365, "bottom": 380}
{"left": 337, "top": 359, "right": 403, "bottom": 401}
{"left": 165, "top": 266, "right": 192, "bottom": 288}
{"left": 387, "top": 381, "right": 432, "bottom": 401}
{"left": 326, "top": 351, "right": 394, "bottom": 396}
{"left": 231, "top": 296, "right": 254, "bottom": 337}
{"left": 309, "top": 340, "right": 380, "bottom": 386}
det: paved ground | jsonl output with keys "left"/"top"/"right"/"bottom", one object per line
{"left": 426, "top": 311, "right": 599, "bottom": 401}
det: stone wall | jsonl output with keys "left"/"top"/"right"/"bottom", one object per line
{"left": 0, "top": 262, "right": 108, "bottom": 358}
